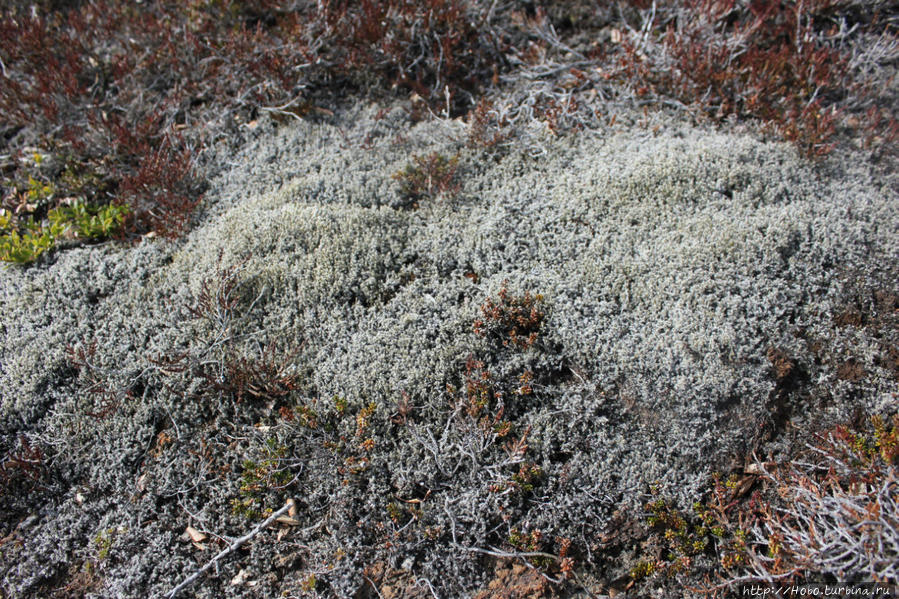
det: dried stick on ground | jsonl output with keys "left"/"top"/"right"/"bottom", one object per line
{"left": 165, "top": 501, "right": 293, "bottom": 598}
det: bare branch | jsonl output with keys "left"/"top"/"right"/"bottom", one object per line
{"left": 165, "top": 501, "right": 293, "bottom": 599}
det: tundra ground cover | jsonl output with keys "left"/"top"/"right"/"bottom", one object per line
{"left": 0, "top": 2, "right": 897, "bottom": 598}
{"left": 1, "top": 1, "right": 895, "bottom": 262}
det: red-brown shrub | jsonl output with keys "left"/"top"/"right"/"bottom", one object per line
{"left": 474, "top": 284, "right": 546, "bottom": 350}
{"left": 615, "top": 0, "right": 854, "bottom": 156}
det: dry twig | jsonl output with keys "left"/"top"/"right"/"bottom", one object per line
{"left": 165, "top": 500, "right": 293, "bottom": 599}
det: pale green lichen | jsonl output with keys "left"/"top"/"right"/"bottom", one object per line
{"left": 0, "top": 104, "right": 896, "bottom": 598}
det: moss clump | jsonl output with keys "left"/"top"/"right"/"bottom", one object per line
{"left": 231, "top": 438, "right": 291, "bottom": 520}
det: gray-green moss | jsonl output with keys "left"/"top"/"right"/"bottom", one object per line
{"left": 1, "top": 103, "right": 896, "bottom": 598}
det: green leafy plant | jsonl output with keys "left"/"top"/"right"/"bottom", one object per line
{"left": 231, "top": 438, "right": 291, "bottom": 519}
{"left": 48, "top": 200, "right": 129, "bottom": 241}
{"left": 0, "top": 197, "right": 128, "bottom": 263}
{"left": 332, "top": 395, "right": 348, "bottom": 416}
{"left": 0, "top": 210, "right": 65, "bottom": 264}
{"left": 23, "top": 174, "right": 55, "bottom": 205}
{"left": 0, "top": 228, "right": 55, "bottom": 264}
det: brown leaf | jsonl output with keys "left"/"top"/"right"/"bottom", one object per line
{"left": 185, "top": 526, "right": 207, "bottom": 543}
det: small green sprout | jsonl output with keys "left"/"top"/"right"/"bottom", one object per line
{"left": 25, "top": 175, "right": 54, "bottom": 204}
{"left": 232, "top": 440, "right": 291, "bottom": 519}
{"left": 630, "top": 560, "right": 658, "bottom": 580}
{"left": 332, "top": 395, "right": 348, "bottom": 416}
{"left": 93, "top": 527, "right": 121, "bottom": 561}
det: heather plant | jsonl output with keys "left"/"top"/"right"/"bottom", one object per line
{"left": 64, "top": 340, "right": 134, "bottom": 422}
{"left": 465, "top": 0, "right": 896, "bottom": 158}
{"left": 629, "top": 413, "right": 899, "bottom": 591}
{"left": 184, "top": 258, "right": 252, "bottom": 343}
{"left": 313, "top": 0, "right": 513, "bottom": 116}
{"left": 473, "top": 284, "right": 547, "bottom": 350}
{"left": 203, "top": 344, "right": 299, "bottom": 405}
{"left": 444, "top": 357, "right": 514, "bottom": 440}
{"left": 466, "top": 97, "right": 511, "bottom": 152}
{"left": 608, "top": 0, "right": 898, "bottom": 157}
{"left": 722, "top": 413, "right": 899, "bottom": 587}
{"left": 0, "top": 435, "right": 47, "bottom": 508}
{"left": 393, "top": 151, "right": 460, "bottom": 206}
